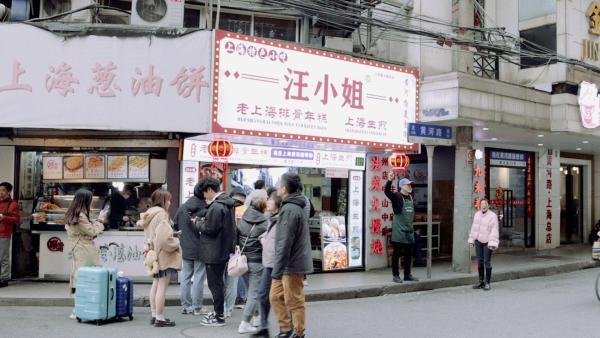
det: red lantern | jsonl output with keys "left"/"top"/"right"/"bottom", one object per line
{"left": 388, "top": 153, "right": 410, "bottom": 170}
{"left": 208, "top": 139, "right": 233, "bottom": 158}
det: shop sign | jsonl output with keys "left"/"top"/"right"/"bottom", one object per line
{"left": 544, "top": 150, "right": 554, "bottom": 244}
{"left": 321, "top": 216, "right": 349, "bottom": 271}
{"left": 42, "top": 156, "right": 62, "bottom": 180}
{"left": 0, "top": 24, "right": 212, "bottom": 133}
{"left": 183, "top": 139, "right": 365, "bottom": 170}
{"left": 577, "top": 81, "right": 600, "bottom": 128}
{"left": 489, "top": 150, "right": 527, "bottom": 168}
{"left": 212, "top": 30, "right": 419, "bottom": 150}
{"left": 325, "top": 168, "right": 349, "bottom": 179}
{"left": 180, "top": 161, "right": 200, "bottom": 204}
{"left": 348, "top": 171, "right": 364, "bottom": 267}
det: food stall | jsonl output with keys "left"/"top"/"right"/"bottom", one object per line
{"left": 22, "top": 151, "right": 167, "bottom": 281}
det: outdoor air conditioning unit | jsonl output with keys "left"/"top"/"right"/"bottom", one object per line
{"left": 39, "top": 0, "right": 94, "bottom": 22}
{"left": 130, "top": 0, "right": 183, "bottom": 28}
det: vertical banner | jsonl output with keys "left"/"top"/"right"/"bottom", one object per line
{"left": 180, "top": 161, "right": 200, "bottom": 204}
{"left": 365, "top": 154, "right": 394, "bottom": 270}
{"left": 348, "top": 170, "right": 364, "bottom": 268}
{"left": 537, "top": 149, "right": 560, "bottom": 249}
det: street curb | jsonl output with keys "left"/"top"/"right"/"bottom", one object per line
{"left": 2, "top": 260, "right": 599, "bottom": 307}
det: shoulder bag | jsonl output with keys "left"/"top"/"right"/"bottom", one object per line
{"left": 227, "top": 225, "right": 256, "bottom": 277}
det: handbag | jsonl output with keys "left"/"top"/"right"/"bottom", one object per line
{"left": 592, "top": 241, "right": 600, "bottom": 260}
{"left": 227, "top": 225, "right": 255, "bottom": 277}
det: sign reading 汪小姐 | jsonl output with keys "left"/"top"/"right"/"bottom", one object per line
{"left": 0, "top": 24, "right": 212, "bottom": 133}
{"left": 212, "top": 30, "right": 419, "bottom": 150}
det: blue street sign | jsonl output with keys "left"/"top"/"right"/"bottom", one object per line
{"left": 408, "top": 123, "right": 452, "bottom": 140}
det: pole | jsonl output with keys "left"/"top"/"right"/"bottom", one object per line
{"left": 425, "top": 145, "right": 435, "bottom": 279}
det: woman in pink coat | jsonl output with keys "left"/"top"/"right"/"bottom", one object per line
{"left": 468, "top": 198, "right": 499, "bottom": 291}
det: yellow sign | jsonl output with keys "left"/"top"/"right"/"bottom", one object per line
{"left": 588, "top": 1, "right": 600, "bottom": 35}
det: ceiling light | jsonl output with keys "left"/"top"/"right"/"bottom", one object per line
{"left": 537, "top": 134, "right": 544, "bottom": 138}
{"left": 474, "top": 149, "right": 483, "bottom": 160}
{"left": 483, "top": 127, "right": 489, "bottom": 131}
{"left": 537, "top": 143, "right": 544, "bottom": 147}
{"left": 576, "top": 147, "right": 582, "bottom": 151}
{"left": 491, "top": 138, "right": 497, "bottom": 141}
{"left": 583, "top": 140, "right": 589, "bottom": 144}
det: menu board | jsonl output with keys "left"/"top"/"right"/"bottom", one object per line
{"left": 321, "top": 216, "right": 349, "bottom": 271}
{"left": 42, "top": 156, "right": 62, "bottom": 180}
{"left": 85, "top": 155, "right": 106, "bottom": 179}
{"left": 128, "top": 155, "right": 150, "bottom": 179}
{"left": 62, "top": 156, "right": 84, "bottom": 179}
{"left": 107, "top": 155, "right": 128, "bottom": 179}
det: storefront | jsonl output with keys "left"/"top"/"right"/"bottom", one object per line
{"left": 0, "top": 24, "right": 213, "bottom": 280}
{"left": 180, "top": 30, "right": 419, "bottom": 272}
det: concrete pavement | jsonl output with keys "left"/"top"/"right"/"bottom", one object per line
{"left": 0, "top": 244, "right": 598, "bottom": 307}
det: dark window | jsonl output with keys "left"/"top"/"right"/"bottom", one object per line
{"left": 519, "top": 24, "right": 556, "bottom": 68}
{"left": 184, "top": 7, "right": 200, "bottom": 28}
{"left": 214, "top": 12, "right": 251, "bottom": 35}
{"left": 253, "top": 16, "right": 296, "bottom": 42}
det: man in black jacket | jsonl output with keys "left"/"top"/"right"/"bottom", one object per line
{"left": 196, "top": 177, "right": 237, "bottom": 327}
{"left": 270, "top": 173, "right": 313, "bottom": 338}
{"left": 174, "top": 183, "right": 208, "bottom": 316}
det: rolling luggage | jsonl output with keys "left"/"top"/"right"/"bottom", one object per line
{"left": 115, "top": 276, "right": 134, "bottom": 321}
{"left": 75, "top": 266, "right": 117, "bottom": 325}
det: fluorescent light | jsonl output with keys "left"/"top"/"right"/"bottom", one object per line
{"left": 537, "top": 134, "right": 544, "bottom": 138}
{"left": 491, "top": 138, "right": 498, "bottom": 141}
{"left": 583, "top": 140, "right": 589, "bottom": 144}
{"left": 576, "top": 147, "right": 582, "bottom": 151}
{"left": 537, "top": 144, "right": 544, "bottom": 147}
{"left": 483, "top": 127, "right": 489, "bottom": 131}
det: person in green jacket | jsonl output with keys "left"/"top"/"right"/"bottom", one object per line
{"left": 384, "top": 172, "right": 419, "bottom": 283}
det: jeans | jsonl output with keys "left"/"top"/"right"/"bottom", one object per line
{"left": 391, "top": 241, "right": 414, "bottom": 278}
{"left": 0, "top": 238, "right": 10, "bottom": 281}
{"left": 475, "top": 240, "right": 493, "bottom": 269}
{"left": 180, "top": 259, "right": 206, "bottom": 310}
{"left": 224, "top": 273, "right": 238, "bottom": 314}
{"left": 238, "top": 275, "right": 247, "bottom": 300}
{"left": 270, "top": 274, "right": 306, "bottom": 336}
{"left": 206, "top": 263, "right": 226, "bottom": 316}
{"left": 242, "top": 262, "right": 263, "bottom": 322}
{"left": 257, "top": 267, "right": 273, "bottom": 329}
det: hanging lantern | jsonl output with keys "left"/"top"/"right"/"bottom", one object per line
{"left": 388, "top": 152, "right": 410, "bottom": 170}
{"left": 208, "top": 139, "right": 233, "bottom": 159}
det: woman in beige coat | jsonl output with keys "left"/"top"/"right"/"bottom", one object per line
{"left": 139, "top": 189, "right": 182, "bottom": 327}
{"left": 64, "top": 189, "right": 108, "bottom": 294}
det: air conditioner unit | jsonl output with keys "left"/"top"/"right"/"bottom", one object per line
{"left": 130, "top": 0, "right": 183, "bottom": 28}
{"left": 39, "top": 0, "right": 94, "bottom": 22}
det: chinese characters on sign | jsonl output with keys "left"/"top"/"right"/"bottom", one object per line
{"left": 214, "top": 31, "right": 419, "bottom": 149}
{"left": 545, "top": 150, "right": 554, "bottom": 244}
{"left": 472, "top": 150, "right": 485, "bottom": 209}
{"left": 348, "top": 171, "right": 364, "bottom": 267}
{"left": 489, "top": 150, "right": 527, "bottom": 168}
{"left": 180, "top": 161, "right": 200, "bottom": 204}
{"left": 408, "top": 123, "right": 452, "bottom": 140}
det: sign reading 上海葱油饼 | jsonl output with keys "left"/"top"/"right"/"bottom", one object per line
{"left": 212, "top": 30, "right": 419, "bottom": 151}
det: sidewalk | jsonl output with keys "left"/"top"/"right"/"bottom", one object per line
{"left": 1, "top": 244, "right": 598, "bottom": 307}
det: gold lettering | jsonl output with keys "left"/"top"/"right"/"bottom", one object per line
{"left": 582, "top": 39, "right": 600, "bottom": 61}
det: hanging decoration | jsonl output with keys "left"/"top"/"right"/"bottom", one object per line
{"left": 208, "top": 139, "right": 233, "bottom": 190}
{"left": 388, "top": 153, "right": 410, "bottom": 170}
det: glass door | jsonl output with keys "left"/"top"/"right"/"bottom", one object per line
{"left": 560, "top": 165, "right": 584, "bottom": 244}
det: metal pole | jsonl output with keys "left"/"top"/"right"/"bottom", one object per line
{"left": 426, "top": 145, "right": 435, "bottom": 279}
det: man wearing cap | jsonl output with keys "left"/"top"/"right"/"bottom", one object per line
{"left": 384, "top": 172, "right": 419, "bottom": 283}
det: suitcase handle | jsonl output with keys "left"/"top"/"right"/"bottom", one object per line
{"left": 110, "top": 287, "right": 115, "bottom": 300}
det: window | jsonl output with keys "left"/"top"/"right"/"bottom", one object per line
{"left": 519, "top": 0, "right": 556, "bottom": 21}
{"left": 217, "top": 12, "right": 252, "bottom": 35}
{"left": 253, "top": 16, "right": 297, "bottom": 41}
{"left": 519, "top": 24, "right": 556, "bottom": 68}
{"left": 184, "top": 7, "right": 200, "bottom": 28}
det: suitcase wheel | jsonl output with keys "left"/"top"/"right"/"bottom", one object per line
{"left": 129, "top": 315, "right": 133, "bottom": 320}
{"left": 76, "top": 317, "right": 81, "bottom": 323}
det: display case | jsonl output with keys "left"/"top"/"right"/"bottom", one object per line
{"left": 32, "top": 195, "right": 106, "bottom": 231}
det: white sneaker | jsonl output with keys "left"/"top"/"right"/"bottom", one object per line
{"left": 224, "top": 310, "right": 232, "bottom": 318}
{"left": 303, "top": 279, "right": 308, "bottom": 286}
{"left": 69, "top": 312, "right": 76, "bottom": 320}
{"left": 238, "top": 321, "right": 258, "bottom": 334}
{"left": 251, "top": 315, "right": 261, "bottom": 327}
{"left": 193, "top": 308, "right": 208, "bottom": 316}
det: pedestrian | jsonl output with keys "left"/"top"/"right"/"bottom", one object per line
{"left": 139, "top": 189, "right": 182, "bottom": 327}
{"left": 384, "top": 172, "right": 419, "bottom": 283}
{"left": 174, "top": 182, "right": 208, "bottom": 316}
{"left": 225, "top": 187, "right": 247, "bottom": 317}
{"left": 64, "top": 188, "right": 107, "bottom": 318}
{"left": 0, "top": 182, "right": 19, "bottom": 288}
{"left": 252, "top": 193, "right": 282, "bottom": 338}
{"left": 245, "top": 179, "right": 268, "bottom": 207}
{"left": 468, "top": 198, "right": 499, "bottom": 291}
{"left": 196, "top": 177, "right": 237, "bottom": 327}
{"left": 270, "top": 173, "right": 313, "bottom": 338}
{"left": 237, "top": 198, "right": 268, "bottom": 334}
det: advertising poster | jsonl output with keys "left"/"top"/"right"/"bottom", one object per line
{"left": 128, "top": 155, "right": 150, "bottom": 179}
{"left": 85, "top": 155, "right": 106, "bottom": 179}
{"left": 107, "top": 155, "right": 128, "bottom": 179}
{"left": 62, "top": 156, "right": 84, "bottom": 179}
{"left": 42, "top": 156, "right": 62, "bottom": 180}
{"left": 321, "top": 216, "right": 348, "bottom": 271}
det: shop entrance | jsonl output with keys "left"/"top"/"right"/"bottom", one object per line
{"left": 486, "top": 149, "right": 535, "bottom": 248}
{"left": 560, "top": 165, "right": 584, "bottom": 244}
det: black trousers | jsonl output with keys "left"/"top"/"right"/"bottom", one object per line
{"left": 391, "top": 241, "right": 414, "bottom": 278}
{"left": 475, "top": 240, "right": 492, "bottom": 269}
{"left": 206, "top": 262, "right": 227, "bottom": 316}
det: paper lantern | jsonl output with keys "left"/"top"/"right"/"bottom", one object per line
{"left": 208, "top": 139, "right": 233, "bottom": 158}
{"left": 388, "top": 153, "right": 410, "bottom": 170}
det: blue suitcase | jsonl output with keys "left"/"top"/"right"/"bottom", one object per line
{"left": 75, "top": 266, "right": 117, "bottom": 325}
{"left": 116, "top": 276, "right": 134, "bottom": 321}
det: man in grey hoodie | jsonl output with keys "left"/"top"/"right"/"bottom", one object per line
{"left": 270, "top": 173, "right": 313, "bottom": 338}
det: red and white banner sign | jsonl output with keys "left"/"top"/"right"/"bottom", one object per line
{"left": 212, "top": 30, "right": 419, "bottom": 150}
{"left": 0, "top": 24, "right": 212, "bottom": 133}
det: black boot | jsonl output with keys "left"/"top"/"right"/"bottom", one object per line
{"left": 473, "top": 266, "right": 485, "bottom": 289}
{"left": 483, "top": 267, "right": 492, "bottom": 291}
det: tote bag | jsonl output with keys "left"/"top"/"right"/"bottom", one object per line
{"left": 227, "top": 225, "right": 256, "bottom": 277}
